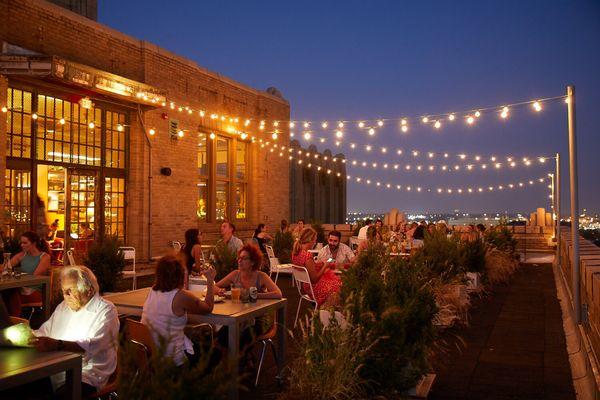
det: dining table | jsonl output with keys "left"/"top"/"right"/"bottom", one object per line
{"left": 0, "top": 347, "right": 82, "bottom": 399}
{"left": 0, "top": 274, "right": 52, "bottom": 320}
{"left": 104, "top": 287, "right": 287, "bottom": 400}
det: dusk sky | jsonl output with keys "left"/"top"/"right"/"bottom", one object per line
{"left": 100, "top": 0, "right": 600, "bottom": 215}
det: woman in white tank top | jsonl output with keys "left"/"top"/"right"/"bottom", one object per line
{"left": 142, "top": 255, "right": 216, "bottom": 366}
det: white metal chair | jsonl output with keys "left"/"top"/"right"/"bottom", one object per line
{"left": 265, "top": 244, "right": 276, "bottom": 259}
{"left": 171, "top": 241, "right": 182, "bottom": 252}
{"left": 268, "top": 257, "right": 294, "bottom": 286}
{"left": 119, "top": 246, "right": 137, "bottom": 290}
{"left": 292, "top": 265, "right": 318, "bottom": 327}
{"left": 66, "top": 249, "right": 76, "bottom": 266}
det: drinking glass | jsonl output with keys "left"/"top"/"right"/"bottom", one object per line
{"left": 231, "top": 286, "right": 241, "bottom": 303}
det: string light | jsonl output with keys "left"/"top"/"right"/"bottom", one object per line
{"left": 401, "top": 125, "right": 408, "bottom": 133}
{"left": 448, "top": 114, "right": 455, "bottom": 121}
{"left": 368, "top": 128, "right": 375, "bottom": 135}
{"left": 149, "top": 128, "right": 156, "bottom": 136}
{"left": 466, "top": 116, "right": 475, "bottom": 125}
{"left": 533, "top": 101, "right": 542, "bottom": 112}
{"left": 358, "top": 121, "right": 365, "bottom": 128}
{"left": 500, "top": 106, "right": 509, "bottom": 119}
{"left": 303, "top": 132, "right": 311, "bottom": 140}
{"left": 434, "top": 120, "right": 442, "bottom": 129}
{"left": 377, "top": 120, "right": 384, "bottom": 127}
{"left": 59, "top": 118, "right": 65, "bottom": 125}
{"left": 178, "top": 130, "right": 184, "bottom": 138}
{"left": 1, "top": 106, "right": 7, "bottom": 113}
{"left": 422, "top": 116, "right": 429, "bottom": 123}
{"left": 338, "top": 121, "right": 344, "bottom": 128}
{"left": 117, "top": 124, "right": 124, "bottom": 132}
{"left": 209, "top": 132, "right": 216, "bottom": 139}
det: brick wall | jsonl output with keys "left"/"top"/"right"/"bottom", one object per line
{"left": 0, "top": 0, "right": 291, "bottom": 259}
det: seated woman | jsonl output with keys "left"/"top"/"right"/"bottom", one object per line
{"left": 182, "top": 228, "right": 204, "bottom": 287}
{"left": 141, "top": 255, "right": 215, "bottom": 367}
{"left": 291, "top": 227, "right": 341, "bottom": 307}
{"left": 356, "top": 225, "right": 381, "bottom": 256}
{"left": 215, "top": 244, "right": 281, "bottom": 357}
{"left": 252, "top": 223, "right": 273, "bottom": 255}
{"left": 1, "top": 231, "right": 51, "bottom": 316}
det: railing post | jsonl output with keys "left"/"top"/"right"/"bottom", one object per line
{"left": 555, "top": 153, "right": 561, "bottom": 268}
{"left": 567, "top": 85, "right": 581, "bottom": 324}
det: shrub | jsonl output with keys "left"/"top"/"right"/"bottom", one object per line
{"left": 281, "top": 307, "right": 379, "bottom": 400}
{"left": 459, "top": 239, "right": 487, "bottom": 274}
{"left": 411, "top": 230, "right": 464, "bottom": 283}
{"left": 212, "top": 241, "right": 237, "bottom": 280}
{"left": 485, "top": 247, "right": 519, "bottom": 284}
{"left": 341, "top": 244, "right": 437, "bottom": 395}
{"left": 83, "top": 236, "right": 125, "bottom": 293}
{"left": 273, "top": 231, "right": 294, "bottom": 263}
{"left": 485, "top": 225, "right": 517, "bottom": 254}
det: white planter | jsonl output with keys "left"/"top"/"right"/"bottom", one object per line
{"left": 466, "top": 272, "right": 482, "bottom": 292}
{"left": 405, "top": 373, "right": 436, "bottom": 398}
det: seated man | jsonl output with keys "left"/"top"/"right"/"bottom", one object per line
{"left": 33, "top": 265, "right": 119, "bottom": 396}
{"left": 316, "top": 230, "right": 355, "bottom": 268}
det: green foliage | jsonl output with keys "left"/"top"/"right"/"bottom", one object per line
{"left": 310, "top": 220, "right": 326, "bottom": 244}
{"left": 213, "top": 241, "right": 237, "bottom": 280}
{"left": 83, "top": 236, "right": 125, "bottom": 293}
{"left": 485, "top": 225, "right": 517, "bottom": 254}
{"left": 273, "top": 231, "right": 294, "bottom": 263}
{"left": 281, "top": 307, "right": 378, "bottom": 400}
{"left": 118, "top": 334, "right": 232, "bottom": 400}
{"left": 340, "top": 244, "right": 437, "bottom": 395}
{"left": 459, "top": 239, "right": 487, "bottom": 274}
{"left": 411, "top": 230, "right": 465, "bottom": 283}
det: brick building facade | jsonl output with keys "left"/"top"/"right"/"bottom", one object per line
{"left": 0, "top": 0, "right": 290, "bottom": 260}
{"left": 289, "top": 140, "right": 347, "bottom": 224}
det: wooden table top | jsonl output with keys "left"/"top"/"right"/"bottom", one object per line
{"left": 104, "top": 287, "right": 286, "bottom": 320}
{"left": 0, "top": 274, "right": 50, "bottom": 290}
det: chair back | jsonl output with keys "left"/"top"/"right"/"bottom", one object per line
{"left": 268, "top": 256, "right": 280, "bottom": 271}
{"left": 119, "top": 246, "right": 136, "bottom": 261}
{"left": 9, "top": 316, "right": 29, "bottom": 325}
{"left": 66, "top": 249, "right": 75, "bottom": 266}
{"left": 125, "top": 318, "right": 156, "bottom": 366}
{"left": 265, "top": 245, "right": 275, "bottom": 258}
{"left": 292, "top": 265, "right": 316, "bottom": 302}
{"left": 171, "top": 241, "right": 182, "bottom": 252}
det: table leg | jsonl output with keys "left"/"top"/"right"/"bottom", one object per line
{"left": 65, "top": 356, "right": 82, "bottom": 400}
{"left": 42, "top": 279, "right": 51, "bottom": 321}
{"left": 227, "top": 321, "right": 239, "bottom": 400}
{"left": 276, "top": 303, "right": 287, "bottom": 377}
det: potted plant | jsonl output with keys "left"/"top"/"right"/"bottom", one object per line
{"left": 83, "top": 236, "right": 125, "bottom": 293}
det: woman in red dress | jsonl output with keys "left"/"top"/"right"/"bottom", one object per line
{"left": 291, "top": 227, "right": 342, "bottom": 307}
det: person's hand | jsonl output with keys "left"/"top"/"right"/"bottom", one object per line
{"left": 201, "top": 267, "right": 216, "bottom": 281}
{"left": 31, "top": 336, "right": 58, "bottom": 352}
{"left": 328, "top": 262, "right": 337, "bottom": 270}
{"left": 216, "top": 287, "right": 225, "bottom": 296}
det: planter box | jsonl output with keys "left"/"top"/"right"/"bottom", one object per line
{"left": 466, "top": 272, "right": 482, "bottom": 292}
{"left": 405, "top": 373, "right": 436, "bottom": 399}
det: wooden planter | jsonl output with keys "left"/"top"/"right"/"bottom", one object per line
{"left": 405, "top": 373, "right": 436, "bottom": 399}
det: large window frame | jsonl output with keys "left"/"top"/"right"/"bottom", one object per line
{"left": 197, "top": 130, "right": 249, "bottom": 223}
{"left": 3, "top": 85, "right": 129, "bottom": 242}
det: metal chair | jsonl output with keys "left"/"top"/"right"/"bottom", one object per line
{"left": 21, "top": 267, "right": 59, "bottom": 321}
{"left": 254, "top": 319, "right": 281, "bottom": 387}
{"left": 119, "top": 247, "right": 137, "bottom": 290}
{"left": 66, "top": 249, "right": 76, "bottom": 266}
{"left": 171, "top": 241, "right": 182, "bottom": 252}
{"left": 265, "top": 245, "right": 276, "bottom": 259}
{"left": 268, "top": 257, "right": 294, "bottom": 286}
{"left": 292, "top": 265, "right": 318, "bottom": 327}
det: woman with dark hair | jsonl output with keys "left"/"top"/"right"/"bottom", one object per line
{"left": 216, "top": 243, "right": 281, "bottom": 299}
{"left": 1, "top": 231, "right": 51, "bottom": 316}
{"left": 252, "top": 223, "right": 273, "bottom": 254}
{"left": 141, "top": 255, "right": 215, "bottom": 366}
{"left": 183, "top": 228, "right": 204, "bottom": 275}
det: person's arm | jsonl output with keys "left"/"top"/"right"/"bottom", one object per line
{"left": 304, "top": 255, "right": 326, "bottom": 283}
{"left": 343, "top": 244, "right": 355, "bottom": 263}
{"left": 192, "top": 244, "right": 203, "bottom": 267}
{"left": 256, "top": 272, "right": 282, "bottom": 299}
{"left": 215, "top": 270, "right": 236, "bottom": 290}
{"left": 33, "top": 253, "right": 51, "bottom": 276}
{"left": 34, "top": 336, "right": 85, "bottom": 352}
{"left": 315, "top": 247, "right": 329, "bottom": 263}
{"left": 5, "top": 252, "right": 24, "bottom": 271}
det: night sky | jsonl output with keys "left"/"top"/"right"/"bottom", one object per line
{"left": 100, "top": 0, "right": 600, "bottom": 215}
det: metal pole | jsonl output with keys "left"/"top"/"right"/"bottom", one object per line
{"left": 567, "top": 85, "right": 581, "bottom": 323}
{"left": 556, "top": 153, "right": 561, "bottom": 268}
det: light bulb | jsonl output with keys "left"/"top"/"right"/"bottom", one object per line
{"left": 1, "top": 106, "right": 7, "bottom": 113}
{"left": 368, "top": 128, "right": 375, "bottom": 135}
{"left": 321, "top": 122, "right": 328, "bottom": 129}
{"left": 200, "top": 110, "right": 205, "bottom": 117}
{"left": 338, "top": 121, "right": 344, "bottom": 128}
{"left": 59, "top": 118, "right": 65, "bottom": 125}
{"left": 209, "top": 132, "right": 216, "bottom": 139}
{"left": 88, "top": 122, "right": 95, "bottom": 129}
{"left": 241, "top": 133, "right": 248, "bottom": 139}
{"left": 32, "top": 113, "right": 38, "bottom": 120}
{"left": 422, "top": 116, "right": 429, "bottom": 123}
{"left": 366, "top": 145, "right": 372, "bottom": 151}
{"left": 289, "top": 122, "right": 295, "bottom": 128}
{"left": 304, "top": 122, "right": 310, "bottom": 128}
{"left": 272, "top": 132, "right": 278, "bottom": 140}
{"left": 303, "top": 132, "right": 311, "bottom": 140}
{"left": 466, "top": 116, "right": 474, "bottom": 124}
{"left": 178, "top": 130, "right": 184, "bottom": 137}
{"left": 377, "top": 120, "right": 384, "bottom": 127}
{"left": 117, "top": 124, "right": 124, "bottom": 132}
{"left": 448, "top": 114, "right": 455, "bottom": 121}
{"left": 335, "top": 130, "right": 343, "bottom": 138}
{"left": 475, "top": 110, "right": 481, "bottom": 117}
{"left": 149, "top": 128, "right": 156, "bottom": 135}
{"left": 434, "top": 120, "right": 441, "bottom": 129}
{"left": 401, "top": 119, "right": 407, "bottom": 126}
{"left": 401, "top": 125, "right": 408, "bottom": 133}
{"left": 320, "top": 138, "right": 325, "bottom": 143}
{"left": 533, "top": 101, "right": 542, "bottom": 112}
{"left": 358, "top": 121, "right": 365, "bottom": 128}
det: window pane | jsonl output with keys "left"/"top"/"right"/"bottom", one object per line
{"left": 216, "top": 137, "right": 229, "bottom": 177}
{"left": 104, "top": 177, "right": 126, "bottom": 241}
{"left": 236, "top": 141, "right": 246, "bottom": 181}
{"left": 3, "top": 169, "right": 32, "bottom": 235}
{"left": 197, "top": 180, "right": 208, "bottom": 221}
{"left": 215, "top": 181, "right": 228, "bottom": 221}
{"left": 198, "top": 133, "right": 208, "bottom": 176}
{"left": 235, "top": 183, "right": 246, "bottom": 220}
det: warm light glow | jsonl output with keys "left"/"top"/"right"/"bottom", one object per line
{"left": 366, "top": 145, "right": 372, "bottom": 151}
{"left": 368, "top": 128, "right": 375, "bottom": 135}
{"left": 533, "top": 101, "right": 542, "bottom": 112}
{"left": 474, "top": 111, "right": 481, "bottom": 117}
{"left": 320, "top": 138, "right": 325, "bottom": 143}
{"left": 377, "top": 120, "right": 384, "bottom": 127}
{"left": 338, "top": 121, "right": 344, "bottom": 128}
{"left": 88, "top": 122, "right": 95, "bottom": 129}
{"left": 272, "top": 132, "right": 278, "bottom": 140}
{"left": 32, "top": 113, "right": 38, "bottom": 120}
{"left": 241, "top": 133, "right": 248, "bottom": 140}
{"left": 322, "top": 122, "right": 328, "bottom": 129}
{"left": 117, "top": 124, "right": 124, "bottom": 132}
{"left": 350, "top": 143, "right": 356, "bottom": 149}
{"left": 209, "top": 132, "right": 216, "bottom": 140}
{"left": 428, "top": 152, "right": 434, "bottom": 158}
{"left": 381, "top": 147, "right": 387, "bottom": 153}
{"left": 59, "top": 118, "right": 65, "bottom": 125}
{"left": 401, "top": 119, "right": 407, "bottom": 126}
{"left": 304, "top": 122, "right": 310, "bottom": 128}
{"left": 358, "top": 121, "right": 365, "bottom": 128}
{"left": 1, "top": 106, "right": 7, "bottom": 113}
{"left": 466, "top": 116, "right": 475, "bottom": 124}
{"left": 448, "top": 114, "right": 455, "bottom": 121}
{"left": 539, "top": 157, "right": 546, "bottom": 163}
{"left": 289, "top": 122, "right": 295, "bottom": 128}
{"left": 401, "top": 125, "right": 408, "bottom": 133}
{"left": 335, "top": 130, "right": 343, "bottom": 138}
{"left": 422, "top": 116, "right": 429, "bottom": 123}
{"left": 434, "top": 120, "right": 441, "bottom": 129}
{"left": 303, "top": 132, "right": 311, "bottom": 140}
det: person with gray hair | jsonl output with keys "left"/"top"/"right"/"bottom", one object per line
{"left": 32, "top": 265, "right": 119, "bottom": 396}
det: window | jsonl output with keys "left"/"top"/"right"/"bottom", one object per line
{"left": 105, "top": 111, "right": 126, "bottom": 169}
{"left": 3, "top": 169, "right": 31, "bottom": 235}
{"left": 36, "top": 94, "right": 102, "bottom": 166}
{"left": 6, "top": 88, "right": 33, "bottom": 158}
{"left": 197, "top": 133, "right": 248, "bottom": 222}
{"left": 104, "top": 177, "right": 126, "bottom": 240}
